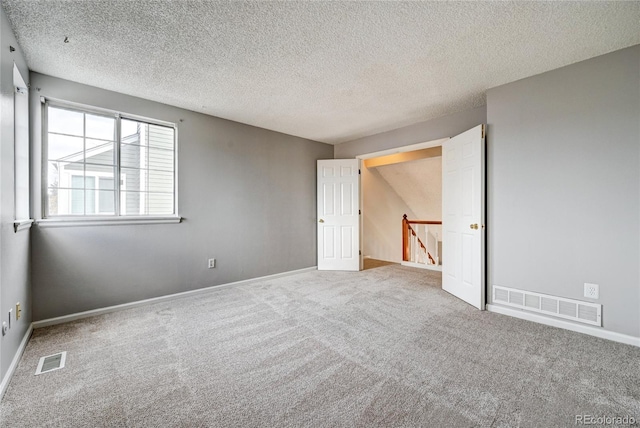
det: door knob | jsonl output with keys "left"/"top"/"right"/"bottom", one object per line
{"left": 470, "top": 223, "right": 478, "bottom": 230}
{"left": 319, "top": 219, "right": 324, "bottom": 223}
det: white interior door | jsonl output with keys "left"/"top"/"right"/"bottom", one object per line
{"left": 442, "top": 125, "right": 485, "bottom": 309}
{"left": 317, "top": 159, "right": 360, "bottom": 271}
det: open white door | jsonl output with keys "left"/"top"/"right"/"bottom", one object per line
{"left": 442, "top": 125, "right": 485, "bottom": 309}
{"left": 317, "top": 159, "right": 360, "bottom": 271}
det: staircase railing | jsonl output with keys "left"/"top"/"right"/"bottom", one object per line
{"left": 402, "top": 214, "right": 442, "bottom": 266}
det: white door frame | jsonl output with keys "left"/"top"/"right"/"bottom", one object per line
{"left": 356, "top": 138, "right": 450, "bottom": 161}
{"left": 356, "top": 135, "right": 486, "bottom": 309}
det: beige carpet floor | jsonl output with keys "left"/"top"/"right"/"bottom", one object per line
{"left": 1, "top": 265, "right": 639, "bottom": 427}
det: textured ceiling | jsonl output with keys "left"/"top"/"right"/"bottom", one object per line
{"left": 3, "top": 1, "right": 639, "bottom": 144}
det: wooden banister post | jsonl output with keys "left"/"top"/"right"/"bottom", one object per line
{"left": 402, "top": 214, "right": 409, "bottom": 261}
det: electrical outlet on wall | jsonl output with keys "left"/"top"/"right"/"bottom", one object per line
{"left": 584, "top": 283, "right": 599, "bottom": 299}
{"left": 208, "top": 258, "right": 216, "bottom": 269}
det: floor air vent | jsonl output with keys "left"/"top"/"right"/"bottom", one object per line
{"left": 35, "top": 351, "right": 67, "bottom": 375}
{"left": 493, "top": 285, "right": 601, "bottom": 326}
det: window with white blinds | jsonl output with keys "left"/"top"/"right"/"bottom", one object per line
{"left": 44, "top": 102, "right": 177, "bottom": 218}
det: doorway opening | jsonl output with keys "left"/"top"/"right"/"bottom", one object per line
{"left": 357, "top": 139, "right": 447, "bottom": 272}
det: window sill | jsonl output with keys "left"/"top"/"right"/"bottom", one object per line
{"left": 36, "top": 216, "right": 182, "bottom": 228}
{"left": 14, "top": 219, "right": 34, "bottom": 232}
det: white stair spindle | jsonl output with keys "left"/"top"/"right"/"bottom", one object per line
{"left": 412, "top": 231, "right": 416, "bottom": 262}
{"left": 421, "top": 225, "right": 426, "bottom": 265}
{"left": 409, "top": 231, "right": 413, "bottom": 262}
{"left": 415, "top": 225, "right": 420, "bottom": 263}
{"left": 424, "top": 225, "right": 429, "bottom": 264}
{"left": 417, "top": 226, "right": 422, "bottom": 264}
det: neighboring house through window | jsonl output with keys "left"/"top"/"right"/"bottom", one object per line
{"left": 44, "top": 101, "right": 177, "bottom": 218}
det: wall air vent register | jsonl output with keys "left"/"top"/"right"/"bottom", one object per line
{"left": 493, "top": 285, "right": 601, "bottom": 326}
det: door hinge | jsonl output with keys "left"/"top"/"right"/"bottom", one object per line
{"left": 358, "top": 169, "right": 361, "bottom": 174}
{"left": 359, "top": 250, "right": 361, "bottom": 255}
{"left": 359, "top": 210, "right": 361, "bottom": 215}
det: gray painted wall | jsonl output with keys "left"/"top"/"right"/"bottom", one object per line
{"left": 0, "top": 8, "right": 31, "bottom": 381}
{"left": 487, "top": 45, "right": 640, "bottom": 337}
{"left": 30, "top": 73, "right": 333, "bottom": 320}
{"left": 334, "top": 106, "right": 486, "bottom": 158}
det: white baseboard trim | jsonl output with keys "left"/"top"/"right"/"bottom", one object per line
{"left": 33, "top": 266, "right": 317, "bottom": 329}
{"left": 487, "top": 304, "right": 640, "bottom": 348}
{"left": 0, "top": 324, "right": 33, "bottom": 400}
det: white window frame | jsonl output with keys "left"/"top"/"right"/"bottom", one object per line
{"left": 38, "top": 98, "right": 181, "bottom": 226}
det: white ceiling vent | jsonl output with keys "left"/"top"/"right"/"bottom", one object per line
{"left": 35, "top": 351, "right": 67, "bottom": 375}
{"left": 493, "top": 285, "right": 601, "bottom": 326}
